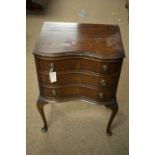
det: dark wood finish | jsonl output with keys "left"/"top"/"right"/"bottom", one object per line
{"left": 36, "top": 98, "right": 48, "bottom": 132}
{"left": 40, "top": 85, "right": 116, "bottom": 101}
{"left": 39, "top": 71, "right": 119, "bottom": 88}
{"left": 34, "top": 22, "right": 125, "bottom": 59}
{"left": 106, "top": 103, "right": 118, "bottom": 136}
{"left": 33, "top": 22, "right": 125, "bottom": 135}
{"left": 35, "top": 56, "right": 123, "bottom": 74}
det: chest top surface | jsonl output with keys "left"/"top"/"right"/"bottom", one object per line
{"left": 34, "top": 22, "right": 125, "bottom": 59}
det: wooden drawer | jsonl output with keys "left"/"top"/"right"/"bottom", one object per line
{"left": 36, "top": 57, "right": 122, "bottom": 74}
{"left": 39, "top": 72, "right": 119, "bottom": 88}
{"left": 40, "top": 86, "right": 115, "bottom": 101}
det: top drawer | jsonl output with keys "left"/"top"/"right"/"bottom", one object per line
{"left": 35, "top": 56, "right": 122, "bottom": 74}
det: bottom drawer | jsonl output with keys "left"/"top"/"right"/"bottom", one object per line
{"left": 40, "top": 86, "right": 115, "bottom": 102}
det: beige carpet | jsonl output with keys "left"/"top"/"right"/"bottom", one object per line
{"left": 26, "top": 0, "right": 129, "bottom": 155}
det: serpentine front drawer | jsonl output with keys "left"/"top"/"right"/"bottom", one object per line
{"left": 38, "top": 71, "right": 119, "bottom": 88}
{"left": 35, "top": 56, "right": 122, "bottom": 74}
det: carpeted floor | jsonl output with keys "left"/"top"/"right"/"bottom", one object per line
{"left": 26, "top": 0, "right": 129, "bottom": 155}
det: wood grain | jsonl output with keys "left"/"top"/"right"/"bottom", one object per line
{"left": 33, "top": 22, "right": 125, "bottom": 59}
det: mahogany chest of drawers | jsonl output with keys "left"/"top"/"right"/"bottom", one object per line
{"left": 33, "top": 22, "right": 125, "bottom": 136}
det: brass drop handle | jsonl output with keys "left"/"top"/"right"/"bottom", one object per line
{"left": 98, "top": 92, "right": 104, "bottom": 99}
{"left": 51, "top": 90, "right": 56, "bottom": 96}
{"left": 49, "top": 63, "right": 56, "bottom": 71}
{"left": 102, "top": 65, "right": 108, "bottom": 73}
{"left": 100, "top": 79, "right": 106, "bottom": 87}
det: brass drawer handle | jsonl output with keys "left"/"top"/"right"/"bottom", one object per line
{"left": 49, "top": 63, "right": 56, "bottom": 71}
{"left": 100, "top": 79, "right": 106, "bottom": 87}
{"left": 51, "top": 90, "right": 56, "bottom": 96}
{"left": 102, "top": 65, "right": 108, "bottom": 73}
{"left": 98, "top": 92, "right": 104, "bottom": 99}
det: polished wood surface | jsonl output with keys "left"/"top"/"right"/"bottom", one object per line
{"left": 36, "top": 56, "right": 123, "bottom": 73}
{"left": 40, "top": 86, "right": 116, "bottom": 101}
{"left": 34, "top": 22, "right": 125, "bottom": 59}
{"left": 39, "top": 71, "right": 119, "bottom": 87}
{"left": 33, "top": 22, "right": 125, "bottom": 136}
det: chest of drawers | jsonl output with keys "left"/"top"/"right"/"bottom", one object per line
{"left": 33, "top": 22, "right": 125, "bottom": 136}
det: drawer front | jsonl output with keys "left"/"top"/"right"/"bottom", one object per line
{"left": 40, "top": 86, "right": 115, "bottom": 101}
{"left": 36, "top": 57, "right": 122, "bottom": 74}
{"left": 39, "top": 72, "right": 119, "bottom": 88}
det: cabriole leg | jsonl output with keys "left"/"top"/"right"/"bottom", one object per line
{"left": 106, "top": 103, "right": 118, "bottom": 136}
{"left": 36, "top": 100, "right": 48, "bottom": 133}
